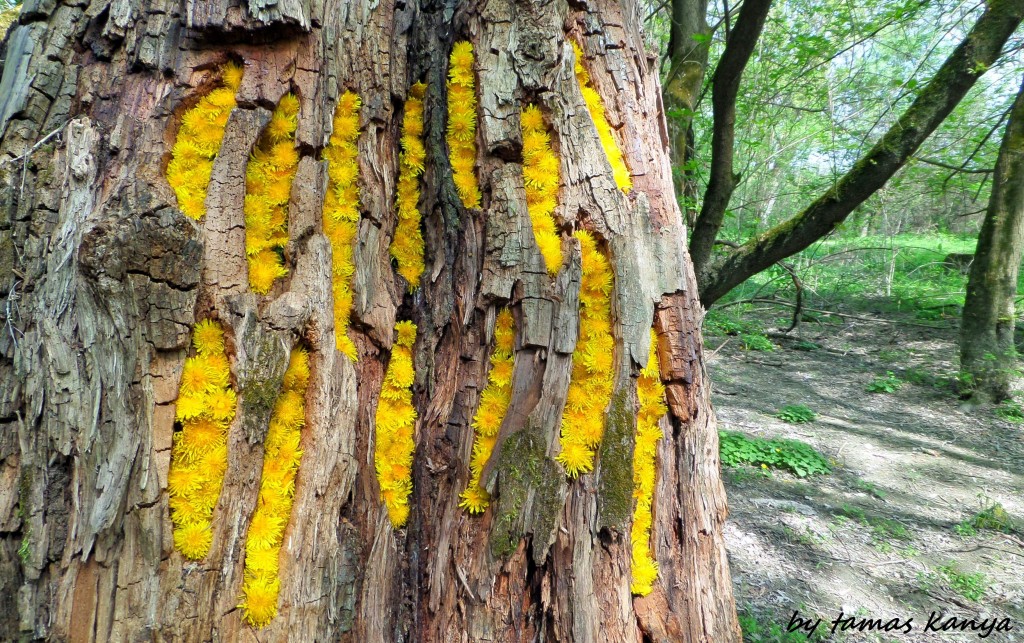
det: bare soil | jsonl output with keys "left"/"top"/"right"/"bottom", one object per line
{"left": 711, "top": 310, "right": 1024, "bottom": 642}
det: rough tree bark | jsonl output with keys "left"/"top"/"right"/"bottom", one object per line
{"left": 696, "top": 0, "right": 1024, "bottom": 306}
{"left": 0, "top": 0, "right": 739, "bottom": 641}
{"left": 960, "top": 74, "right": 1024, "bottom": 402}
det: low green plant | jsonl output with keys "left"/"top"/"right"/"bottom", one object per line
{"left": 995, "top": 399, "right": 1024, "bottom": 423}
{"left": 17, "top": 535, "right": 29, "bottom": 564}
{"left": 741, "top": 332, "right": 775, "bottom": 351}
{"left": 776, "top": 404, "right": 816, "bottom": 424}
{"left": 939, "top": 563, "right": 987, "bottom": 601}
{"left": 793, "top": 340, "right": 821, "bottom": 351}
{"left": 738, "top": 610, "right": 829, "bottom": 642}
{"left": 955, "top": 500, "right": 1017, "bottom": 536}
{"left": 866, "top": 371, "right": 902, "bottom": 393}
{"left": 835, "top": 504, "right": 913, "bottom": 548}
{"left": 719, "top": 430, "right": 831, "bottom": 477}
{"left": 953, "top": 521, "right": 976, "bottom": 538}
{"left": 852, "top": 478, "right": 887, "bottom": 500}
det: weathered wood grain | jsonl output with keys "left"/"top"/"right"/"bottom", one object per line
{"left": 0, "top": 0, "right": 740, "bottom": 639}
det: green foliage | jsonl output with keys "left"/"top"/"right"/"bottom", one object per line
{"left": 738, "top": 610, "right": 829, "bottom": 643}
{"left": 938, "top": 563, "right": 987, "bottom": 601}
{"left": 836, "top": 504, "right": 912, "bottom": 548}
{"left": 741, "top": 333, "right": 776, "bottom": 351}
{"left": 776, "top": 404, "right": 816, "bottom": 424}
{"left": 852, "top": 478, "right": 887, "bottom": 500}
{"left": 994, "top": 399, "right": 1024, "bottom": 423}
{"left": 793, "top": 340, "right": 820, "bottom": 351}
{"left": 866, "top": 371, "right": 902, "bottom": 393}
{"left": 719, "top": 430, "right": 831, "bottom": 477}
{"left": 955, "top": 500, "right": 1018, "bottom": 536}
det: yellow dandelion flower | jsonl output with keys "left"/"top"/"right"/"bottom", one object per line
{"left": 179, "top": 357, "right": 214, "bottom": 395}
{"left": 323, "top": 91, "right": 362, "bottom": 358}
{"left": 174, "top": 522, "right": 213, "bottom": 560}
{"left": 193, "top": 319, "right": 225, "bottom": 356}
{"left": 241, "top": 574, "right": 280, "bottom": 628}
{"left": 395, "top": 320, "right": 418, "bottom": 347}
{"left": 222, "top": 62, "right": 244, "bottom": 91}
{"left": 375, "top": 322, "right": 418, "bottom": 527}
{"left": 630, "top": 328, "right": 666, "bottom": 595}
{"left": 168, "top": 319, "right": 235, "bottom": 558}
{"left": 447, "top": 43, "right": 480, "bottom": 209}
{"left": 239, "top": 346, "right": 310, "bottom": 628}
{"left": 571, "top": 40, "right": 631, "bottom": 193}
{"left": 556, "top": 440, "right": 595, "bottom": 478}
{"left": 244, "top": 95, "right": 299, "bottom": 294}
{"left": 460, "top": 310, "right": 515, "bottom": 515}
{"left": 558, "top": 230, "right": 615, "bottom": 476}
{"left": 458, "top": 485, "right": 491, "bottom": 514}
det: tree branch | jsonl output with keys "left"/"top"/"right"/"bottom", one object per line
{"left": 688, "top": 0, "right": 773, "bottom": 275}
{"left": 698, "top": 0, "right": 1024, "bottom": 306}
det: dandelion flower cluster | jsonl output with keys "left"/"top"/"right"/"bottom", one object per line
{"left": 391, "top": 82, "right": 427, "bottom": 290}
{"left": 166, "top": 62, "right": 243, "bottom": 220}
{"left": 169, "top": 319, "right": 235, "bottom": 560}
{"left": 556, "top": 231, "right": 615, "bottom": 477}
{"left": 322, "top": 91, "right": 362, "bottom": 360}
{"left": 447, "top": 41, "right": 480, "bottom": 208}
{"left": 241, "top": 348, "right": 310, "bottom": 628}
{"left": 374, "top": 321, "right": 418, "bottom": 527}
{"left": 571, "top": 42, "right": 632, "bottom": 193}
{"left": 459, "top": 309, "right": 515, "bottom": 514}
{"left": 630, "top": 329, "right": 667, "bottom": 596}
{"left": 520, "top": 105, "right": 563, "bottom": 275}
{"left": 244, "top": 93, "right": 300, "bottom": 294}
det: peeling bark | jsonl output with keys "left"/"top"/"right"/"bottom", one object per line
{"left": 0, "top": 0, "right": 740, "bottom": 640}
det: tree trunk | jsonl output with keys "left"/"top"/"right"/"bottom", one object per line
{"left": 0, "top": 0, "right": 740, "bottom": 640}
{"left": 662, "top": 0, "right": 709, "bottom": 229}
{"left": 960, "top": 75, "right": 1024, "bottom": 402}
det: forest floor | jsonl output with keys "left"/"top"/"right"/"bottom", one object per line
{"left": 709, "top": 305, "right": 1024, "bottom": 642}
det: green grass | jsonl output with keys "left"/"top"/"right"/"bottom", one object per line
{"left": 719, "top": 430, "right": 831, "bottom": 477}
{"left": 713, "top": 233, "right": 983, "bottom": 316}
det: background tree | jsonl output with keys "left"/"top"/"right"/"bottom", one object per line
{"left": 693, "top": 0, "right": 1024, "bottom": 306}
{"left": 0, "top": 0, "right": 739, "bottom": 641}
{"left": 960, "top": 75, "right": 1024, "bottom": 402}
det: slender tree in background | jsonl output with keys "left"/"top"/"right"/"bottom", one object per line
{"left": 0, "top": 0, "right": 739, "bottom": 641}
{"left": 662, "top": 0, "right": 710, "bottom": 228}
{"left": 691, "top": 0, "right": 1024, "bottom": 306}
{"left": 960, "top": 75, "right": 1024, "bottom": 402}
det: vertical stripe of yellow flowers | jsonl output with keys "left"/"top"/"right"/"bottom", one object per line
{"left": 392, "top": 82, "right": 427, "bottom": 290}
{"left": 631, "top": 329, "right": 667, "bottom": 596}
{"left": 240, "top": 348, "right": 310, "bottom": 628}
{"left": 166, "top": 62, "right": 244, "bottom": 220}
{"left": 374, "top": 321, "right": 418, "bottom": 527}
{"left": 447, "top": 42, "right": 481, "bottom": 208}
{"left": 245, "top": 94, "right": 301, "bottom": 294}
{"left": 556, "top": 231, "right": 615, "bottom": 477}
{"left": 459, "top": 309, "right": 515, "bottom": 513}
{"left": 168, "top": 320, "right": 235, "bottom": 560}
{"left": 322, "top": 91, "right": 361, "bottom": 360}
{"left": 571, "top": 41, "right": 632, "bottom": 194}
{"left": 520, "top": 106, "right": 564, "bottom": 275}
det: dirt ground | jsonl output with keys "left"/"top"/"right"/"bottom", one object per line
{"left": 710, "top": 309, "right": 1024, "bottom": 642}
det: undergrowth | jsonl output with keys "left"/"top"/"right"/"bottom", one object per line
{"left": 719, "top": 430, "right": 831, "bottom": 477}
